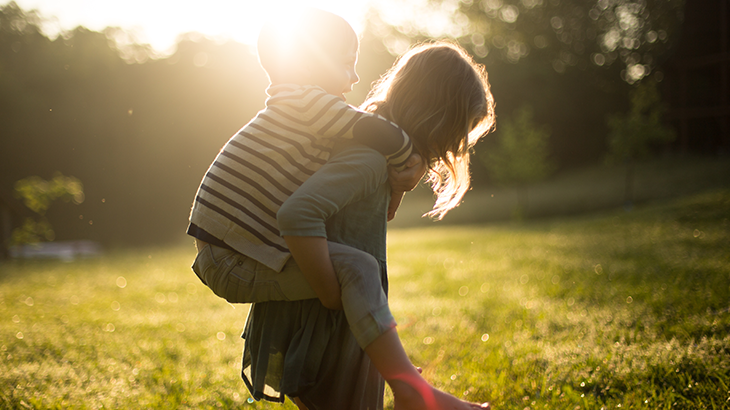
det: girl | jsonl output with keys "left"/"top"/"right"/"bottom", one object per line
{"left": 243, "top": 41, "right": 496, "bottom": 410}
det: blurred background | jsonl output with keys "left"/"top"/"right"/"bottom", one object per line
{"left": 0, "top": 0, "right": 727, "bottom": 256}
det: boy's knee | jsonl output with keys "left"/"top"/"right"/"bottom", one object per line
{"left": 327, "top": 242, "right": 379, "bottom": 279}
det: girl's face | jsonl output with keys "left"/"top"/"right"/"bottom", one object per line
{"left": 308, "top": 38, "right": 360, "bottom": 101}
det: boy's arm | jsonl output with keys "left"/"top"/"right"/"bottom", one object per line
{"left": 309, "top": 91, "right": 411, "bottom": 169}
{"left": 351, "top": 115, "right": 412, "bottom": 171}
{"left": 282, "top": 236, "right": 342, "bottom": 310}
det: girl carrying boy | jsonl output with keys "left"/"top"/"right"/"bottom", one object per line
{"left": 187, "top": 8, "right": 495, "bottom": 410}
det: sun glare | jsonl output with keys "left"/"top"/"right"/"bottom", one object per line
{"left": 11, "top": 0, "right": 369, "bottom": 54}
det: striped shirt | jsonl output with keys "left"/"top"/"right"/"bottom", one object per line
{"left": 187, "top": 84, "right": 412, "bottom": 271}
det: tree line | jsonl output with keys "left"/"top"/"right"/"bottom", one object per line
{"left": 0, "top": 1, "right": 683, "bottom": 247}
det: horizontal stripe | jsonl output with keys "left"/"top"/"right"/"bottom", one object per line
{"left": 204, "top": 171, "right": 279, "bottom": 218}
{"left": 325, "top": 110, "right": 363, "bottom": 139}
{"left": 238, "top": 131, "right": 317, "bottom": 176}
{"left": 266, "top": 86, "right": 318, "bottom": 107}
{"left": 226, "top": 139, "right": 307, "bottom": 186}
{"left": 195, "top": 195, "right": 287, "bottom": 252}
{"left": 257, "top": 112, "right": 332, "bottom": 152}
{"left": 212, "top": 160, "right": 292, "bottom": 200}
{"left": 268, "top": 88, "right": 328, "bottom": 113}
{"left": 267, "top": 96, "right": 339, "bottom": 127}
{"left": 199, "top": 184, "right": 278, "bottom": 235}
{"left": 248, "top": 123, "right": 327, "bottom": 166}
{"left": 388, "top": 137, "right": 413, "bottom": 169}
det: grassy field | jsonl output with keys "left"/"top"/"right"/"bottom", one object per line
{"left": 1, "top": 189, "right": 729, "bottom": 409}
{"left": 391, "top": 155, "right": 730, "bottom": 227}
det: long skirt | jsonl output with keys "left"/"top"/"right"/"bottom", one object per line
{"left": 241, "top": 262, "right": 389, "bottom": 410}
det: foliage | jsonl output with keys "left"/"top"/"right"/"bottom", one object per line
{"left": 14, "top": 173, "right": 84, "bottom": 215}
{"left": 479, "top": 105, "right": 554, "bottom": 218}
{"left": 605, "top": 80, "right": 676, "bottom": 207}
{"left": 606, "top": 80, "right": 676, "bottom": 163}
{"left": 11, "top": 173, "right": 84, "bottom": 245}
{"left": 0, "top": 2, "right": 269, "bottom": 247}
{"left": 482, "top": 105, "right": 555, "bottom": 186}
{"left": 369, "top": 0, "right": 685, "bottom": 84}
{"left": 1, "top": 190, "right": 729, "bottom": 408}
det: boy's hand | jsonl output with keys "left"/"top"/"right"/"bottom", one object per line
{"left": 387, "top": 154, "right": 426, "bottom": 221}
{"left": 387, "top": 191, "right": 405, "bottom": 222}
{"left": 388, "top": 153, "right": 427, "bottom": 192}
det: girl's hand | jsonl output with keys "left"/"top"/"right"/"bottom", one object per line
{"left": 388, "top": 154, "right": 427, "bottom": 192}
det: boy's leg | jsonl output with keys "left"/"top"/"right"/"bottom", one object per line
{"left": 325, "top": 242, "right": 395, "bottom": 349}
{"left": 258, "top": 241, "right": 396, "bottom": 349}
{"left": 192, "top": 241, "right": 395, "bottom": 348}
{"left": 192, "top": 242, "right": 307, "bottom": 303}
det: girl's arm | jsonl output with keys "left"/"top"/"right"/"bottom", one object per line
{"left": 277, "top": 144, "right": 388, "bottom": 310}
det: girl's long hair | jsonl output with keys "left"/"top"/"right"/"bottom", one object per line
{"left": 361, "top": 41, "right": 495, "bottom": 220}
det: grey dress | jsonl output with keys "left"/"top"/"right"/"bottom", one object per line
{"left": 241, "top": 142, "right": 391, "bottom": 410}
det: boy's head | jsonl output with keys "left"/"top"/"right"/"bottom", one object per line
{"left": 257, "top": 8, "right": 359, "bottom": 100}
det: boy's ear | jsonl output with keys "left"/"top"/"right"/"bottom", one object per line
{"left": 300, "top": 57, "right": 322, "bottom": 83}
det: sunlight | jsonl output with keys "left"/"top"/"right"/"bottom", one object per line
{"left": 12, "top": 0, "right": 369, "bottom": 53}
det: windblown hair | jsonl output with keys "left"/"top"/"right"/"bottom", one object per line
{"left": 361, "top": 41, "right": 495, "bottom": 219}
{"left": 257, "top": 8, "right": 357, "bottom": 83}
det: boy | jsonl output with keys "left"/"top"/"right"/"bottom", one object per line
{"left": 188, "top": 8, "right": 419, "bottom": 336}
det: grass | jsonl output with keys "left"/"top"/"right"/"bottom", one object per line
{"left": 390, "top": 154, "right": 730, "bottom": 227}
{"left": 1, "top": 188, "right": 729, "bottom": 409}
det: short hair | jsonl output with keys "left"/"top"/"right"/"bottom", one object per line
{"left": 257, "top": 8, "right": 357, "bottom": 82}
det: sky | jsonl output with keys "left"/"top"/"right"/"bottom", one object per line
{"left": 8, "top": 0, "right": 374, "bottom": 54}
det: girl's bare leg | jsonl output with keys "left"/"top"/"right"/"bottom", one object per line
{"left": 365, "top": 328, "right": 491, "bottom": 410}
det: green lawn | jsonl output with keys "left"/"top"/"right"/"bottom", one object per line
{"left": 391, "top": 155, "right": 730, "bottom": 227}
{"left": 2, "top": 189, "right": 729, "bottom": 409}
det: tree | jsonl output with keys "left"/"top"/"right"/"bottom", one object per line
{"left": 481, "top": 105, "right": 555, "bottom": 218}
{"left": 367, "top": 0, "right": 685, "bottom": 84}
{"left": 0, "top": 2, "right": 268, "bottom": 247}
{"left": 605, "top": 79, "right": 675, "bottom": 208}
{"left": 11, "top": 173, "right": 84, "bottom": 246}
